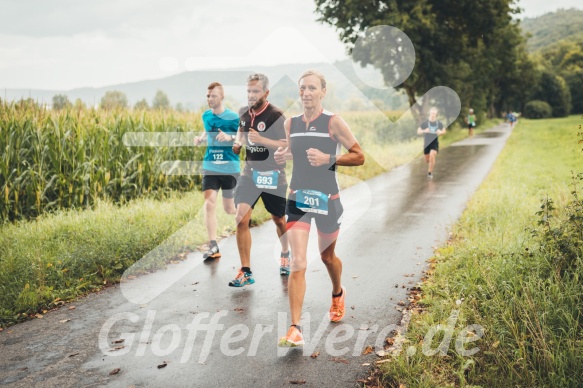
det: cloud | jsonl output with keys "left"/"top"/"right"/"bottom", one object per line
{"left": 0, "top": 0, "right": 193, "bottom": 37}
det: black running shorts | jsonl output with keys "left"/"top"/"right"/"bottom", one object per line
{"left": 234, "top": 175, "right": 287, "bottom": 217}
{"left": 423, "top": 140, "right": 439, "bottom": 155}
{"left": 286, "top": 192, "right": 344, "bottom": 236}
{"left": 202, "top": 171, "right": 239, "bottom": 198}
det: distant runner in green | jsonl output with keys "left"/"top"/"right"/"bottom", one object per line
{"left": 465, "top": 108, "right": 476, "bottom": 137}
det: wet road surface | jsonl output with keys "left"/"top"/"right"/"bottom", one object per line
{"left": 0, "top": 124, "right": 512, "bottom": 387}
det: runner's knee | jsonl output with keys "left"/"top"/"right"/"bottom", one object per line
{"left": 271, "top": 215, "right": 286, "bottom": 228}
{"left": 291, "top": 256, "right": 307, "bottom": 271}
{"left": 320, "top": 252, "right": 337, "bottom": 266}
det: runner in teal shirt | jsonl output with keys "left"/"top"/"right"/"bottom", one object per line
{"left": 194, "top": 82, "right": 240, "bottom": 260}
{"left": 201, "top": 108, "right": 240, "bottom": 174}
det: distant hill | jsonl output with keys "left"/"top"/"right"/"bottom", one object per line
{"left": 521, "top": 8, "right": 583, "bottom": 52}
{"left": 3, "top": 60, "right": 406, "bottom": 111}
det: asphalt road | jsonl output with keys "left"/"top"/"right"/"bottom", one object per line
{"left": 0, "top": 124, "right": 512, "bottom": 387}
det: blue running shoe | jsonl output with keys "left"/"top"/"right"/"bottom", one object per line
{"left": 228, "top": 269, "right": 255, "bottom": 287}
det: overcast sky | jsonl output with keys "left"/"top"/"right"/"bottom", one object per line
{"left": 0, "top": 0, "right": 580, "bottom": 90}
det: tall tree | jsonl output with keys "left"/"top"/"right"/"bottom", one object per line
{"left": 100, "top": 91, "right": 128, "bottom": 110}
{"left": 313, "top": 0, "right": 526, "bottom": 120}
{"left": 529, "top": 70, "right": 572, "bottom": 117}
{"left": 52, "top": 94, "right": 71, "bottom": 110}
{"left": 152, "top": 90, "right": 170, "bottom": 110}
{"left": 134, "top": 98, "right": 150, "bottom": 110}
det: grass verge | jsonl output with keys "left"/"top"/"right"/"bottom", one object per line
{"left": 378, "top": 116, "right": 583, "bottom": 387}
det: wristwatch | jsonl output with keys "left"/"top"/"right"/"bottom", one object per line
{"left": 329, "top": 154, "right": 337, "bottom": 165}
{"left": 231, "top": 134, "right": 236, "bottom": 141}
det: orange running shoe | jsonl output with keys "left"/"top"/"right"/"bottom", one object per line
{"left": 278, "top": 325, "right": 304, "bottom": 347}
{"left": 329, "top": 286, "right": 346, "bottom": 322}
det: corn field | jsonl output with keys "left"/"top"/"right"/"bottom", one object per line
{"left": 0, "top": 100, "right": 205, "bottom": 222}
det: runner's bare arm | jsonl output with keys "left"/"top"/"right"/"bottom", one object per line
{"left": 247, "top": 128, "right": 287, "bottom": 150}
{"left": 232, "top": 127, "right": 244, "bottom": 154}
{"left": 329, "top": 115, "right": 364, "bottom": 167}
{"left": 274, "top": 118, "right": 292, "bottom": 164}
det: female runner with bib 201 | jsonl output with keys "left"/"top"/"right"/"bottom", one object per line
{"left": 275, "top": 70, "right": 364, "bottom": 347}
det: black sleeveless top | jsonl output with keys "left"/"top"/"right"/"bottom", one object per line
{"left": 289, "top": 109, "right": 340, "bottom": 195}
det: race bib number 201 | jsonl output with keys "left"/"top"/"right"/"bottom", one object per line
{"left": 296, "top": 189, "right": 329, "bottom": 215}
{"left": 253, "top": 170, "right": 279, "bottom": 189}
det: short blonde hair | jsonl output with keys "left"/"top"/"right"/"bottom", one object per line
{"left": 298, "top": 70, "right": 326, "bottom": 89}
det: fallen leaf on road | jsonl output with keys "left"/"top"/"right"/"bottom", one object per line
{"left": 35, "top": 314, "right": 43, "bottom": 319}
{"left": 362, "top": 346, "right": 373, "bottom": 355}
{"left": 109, "top": 368, "right": 121, "bottom": 375}
{"left": 192, "top": 282, "right": 199, "bottom": 285}
{"left": 68, "top": 353, "right": 79, "bottom": 357}
{"left": 310, "top": 352, "right": 320, "bottom": 359}
{"left": 361, "top": 363, "right": 370, "bottom": 366}
{"left": 352, "top": 275, "right": 358, "bottom": 278}
{"left": 112, "top": 339, "right": 125, "bottom": 344}
{"left": 69, "top": 306, "right": 76, "bottom": 310}
{"left": 331, "top": 357, "right": 349, "bottom": 364}
{"left": 290, "top": 380, "right": 306, "bottom": 385}
{"left": 109, "top": 346, "right": 125, "bottom": 352}
{"left": 397, "top": 301, "right": 406, "bottom": 306}
{"left": 386, "top": 338, "right": 395, "bottom": 346}
{"left": 0, "top": 327, "right": 3, "bottom": 332}
{"left": 351, "top": 305, "right": 355, "bottom": 310}
{"left": 376, "top": 350, "right": 386, "bottom": 357}
{"left": 157, "top": 361, "right": 168, "bottom": 369}
{"left": 233, "top": 308, "right": 244, "bottom": 312}
{"left": 59, "top": 319, "right": 71, "bottom": 323}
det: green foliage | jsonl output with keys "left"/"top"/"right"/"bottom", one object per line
{"left": 152, "top": 90, "right": 170, "bottom": 110}
{"left": 565, "top": 69, "right": 583, "bottom": 114}
{"left": 313, "top": 0, "right": 528, "bottom": 120}
{"left": 0, "top": 193, "right": 218, "bottom": 326}
{"left": 530, "top": 71, "right": 572, "bottom": 117}
{"left": 381, "top": 116, "right": 583, "bottom": 387}
{"left": 100, "top": 90, "right": 128, "bottom": 110}
{"left": 535, "top": 35, "right": 583, "bottom": 114}
{"left": 73, "top": 98, "right": 86, "bottom": 110}
{"left": 524, "top": 100, "right": 553, "bottom": 119}
{"left": 134, "top": 98, "right": 149, "bottom": 110}
{"left": 51, "top": 94, "right": 71, "bottom": 110}
{"left": 534, "top": 173, "right": 583, "bottom": 277}
{"left": 521, "top": 8, "right": 583, "bottom": 52}
{"left": 0, "top": 101, "right": 204, "bottom": 222}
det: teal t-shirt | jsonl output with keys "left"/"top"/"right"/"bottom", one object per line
{"left": 201, "top": 109, "right": 240, "bottom": 174}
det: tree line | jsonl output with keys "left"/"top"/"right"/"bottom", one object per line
{"left": 313, "top": 1, "right": 582, "bottom": 121}
{"left": 51, "top": 90, "right": 183, "bottom": 111}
